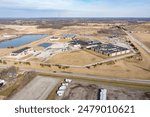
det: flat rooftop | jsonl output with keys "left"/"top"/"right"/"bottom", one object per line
{"left": 12, "top": 47, "right": 31, "bottom": 54}
{"left": 93, "top": 44, "right": 128, "bottom": 54}
{"left": 70, "top": 39, "right": 101, "bottom": 46}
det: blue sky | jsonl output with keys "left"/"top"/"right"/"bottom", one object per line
{"left": 0, "top": 0, "right": 150, "bottom": 18}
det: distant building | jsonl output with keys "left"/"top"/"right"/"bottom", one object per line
{"left": 10, "top": 47, "right": 32, "bottom": 56}
{"left": 70, "top": 39, "right": 101, "bottom": 48}
{"left": 50, "top": 36, "right": 60, "bottom": 40}
{"left": 63, "top": 34, "right": 76, "bottom": 40}
{"left": 70, "top": 39, "right": 131, "bottom": 57}
{"left": 91, "top": 43, "right": 130, "bottom": 57}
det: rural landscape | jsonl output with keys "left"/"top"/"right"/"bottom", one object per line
{"left": 0, "top": 18, "right": 150, "bottom": 100}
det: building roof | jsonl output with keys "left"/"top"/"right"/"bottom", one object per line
{"left": 70, "top": 39, "right": 101, "bottom": 46}
{"left": 12, "top": 47, "right": 31, "bottom": 54}
{"left": 63, "top": 34, "right": 76, "bottom": 38}
{"left": 93, "top": 43, "right": 128, "bottom": 54}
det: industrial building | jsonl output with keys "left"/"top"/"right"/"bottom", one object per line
{"left": 70, "top": 39, "right": 131, "bottom": 57}
{"left": 10, "top": 47, "right": 32, "bottom": 56}
{"left": 70, "top": 39, "right": 101, "bottom": 48}
{"left": 91, "top": 44, "right": 130, "bottom": 57}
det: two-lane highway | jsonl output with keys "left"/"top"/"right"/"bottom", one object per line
{"left": 124, "top": 30, "right": 150, "bottom": 54}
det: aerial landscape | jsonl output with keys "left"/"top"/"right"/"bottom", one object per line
{"left": 0, "top": 0, "right": 150, "bottom": 100}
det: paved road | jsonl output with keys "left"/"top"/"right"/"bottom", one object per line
{"left": 0, "top": 52, "right": 136, "bottom": 69}
{"left": 0, "top": 64, "right": 150, "bottom": 86}
{"left": 35, "top": 69, "right": 150, "bottom": 85}
{"left": 124, "top": 30, "right": 150, "bottom": 54}
{"left": 84, "top": 53, "right": 136, "bottom": 67}
{"left": 10, "top": 76, "right": 60, "bottom": 100}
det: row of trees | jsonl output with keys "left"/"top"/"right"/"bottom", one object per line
{"left": 86, "top": 61, "right": 115, "bottom": 69}
{"left": 0, "top": 60, "right": 7, "bottom": 64}
{"left": 40, "top": 63, "right": 70, "bottom": 70}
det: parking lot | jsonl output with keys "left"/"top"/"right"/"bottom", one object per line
{"left": 10, "top": 76, "right": 60, "bottom": 100}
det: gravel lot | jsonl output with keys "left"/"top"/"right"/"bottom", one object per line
{"left": 10, "top": 76, "right": 60, "bottom": 100}
{"left": 62, "top": 81, "right": 150, "bottom": 100}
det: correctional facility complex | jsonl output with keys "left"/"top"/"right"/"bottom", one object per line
{"left": 70, "top": 39, "right": 131, "bottom": 57}
{"left": 91, "top": 43, "right": 130, "bottom": 56}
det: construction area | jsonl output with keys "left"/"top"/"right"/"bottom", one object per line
{"left": 53, "top": 80, "right": 150, "bottom": 100}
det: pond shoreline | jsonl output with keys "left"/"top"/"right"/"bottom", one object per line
{"left": 0, "top": 34, "right": 48, "bottom": 48}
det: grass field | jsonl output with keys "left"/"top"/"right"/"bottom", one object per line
{"left": 46, "top": 50, "right": 103, "bottom": 66}
{"left": 134, "top": 33, "right": 150, "bottom": 48}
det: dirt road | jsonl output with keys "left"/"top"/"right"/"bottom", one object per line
{"left": 10, "top": 76, "right": 60, "bottom": 100}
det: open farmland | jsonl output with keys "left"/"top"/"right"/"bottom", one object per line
{"left": 133, "top": 33, "right": 150, "bottom": 48}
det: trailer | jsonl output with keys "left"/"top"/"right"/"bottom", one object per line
{"left": 98, "top": 88, "right": 107, "bottom": 100}
{"left": 100, "top": 89, "right": 107, "bottom": 100}
{"left": 59, "top": 85, "right": 67, "bottom": 90}
{"left": 0, "top": 79, "right": 6, "bottom": 87}
{"left": 61, "top": 83, "right": 69, "bottom": 86}
{"left": 65, "top": 79, "right": 72, "bottom": 83}
{"left": 57, "top": 90, "right": 65, "bottom": 96}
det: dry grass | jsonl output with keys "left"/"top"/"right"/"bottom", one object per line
{"left": 20, "top": 54, "right": 33, "bottom": 60}
{"left": 28, "top": 58, "right": 42, "bottom": 62}
{"left": 133, "top": 33, "right": 150, "bottom": 48}
{"left": 46, "top": 50, "right": 103, "bottom": 66}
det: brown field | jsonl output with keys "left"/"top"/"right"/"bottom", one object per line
{"left": 63, "top": 60, "right": 150, "bottom": 80}
{"left": 29, "top": 58, "right": 43, "bottom": 62}
{"left": 127, "top": 23, "right": 150, "bottom": 32}
{"left": 133, "top": 33, "right": 150, "bottom": 48}
{"left": 46, "top": 50, "right": 103, "bottom": 66}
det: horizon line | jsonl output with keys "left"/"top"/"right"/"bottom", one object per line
{"left": 0, "top": 17, "right": 150, "bottom": 19}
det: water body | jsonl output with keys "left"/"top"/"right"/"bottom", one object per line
{"left": 39, "top": 43, "right": 52, "bottom": 48}
{"left": 0, "top": 34, "right": 48, "bottom": 48}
